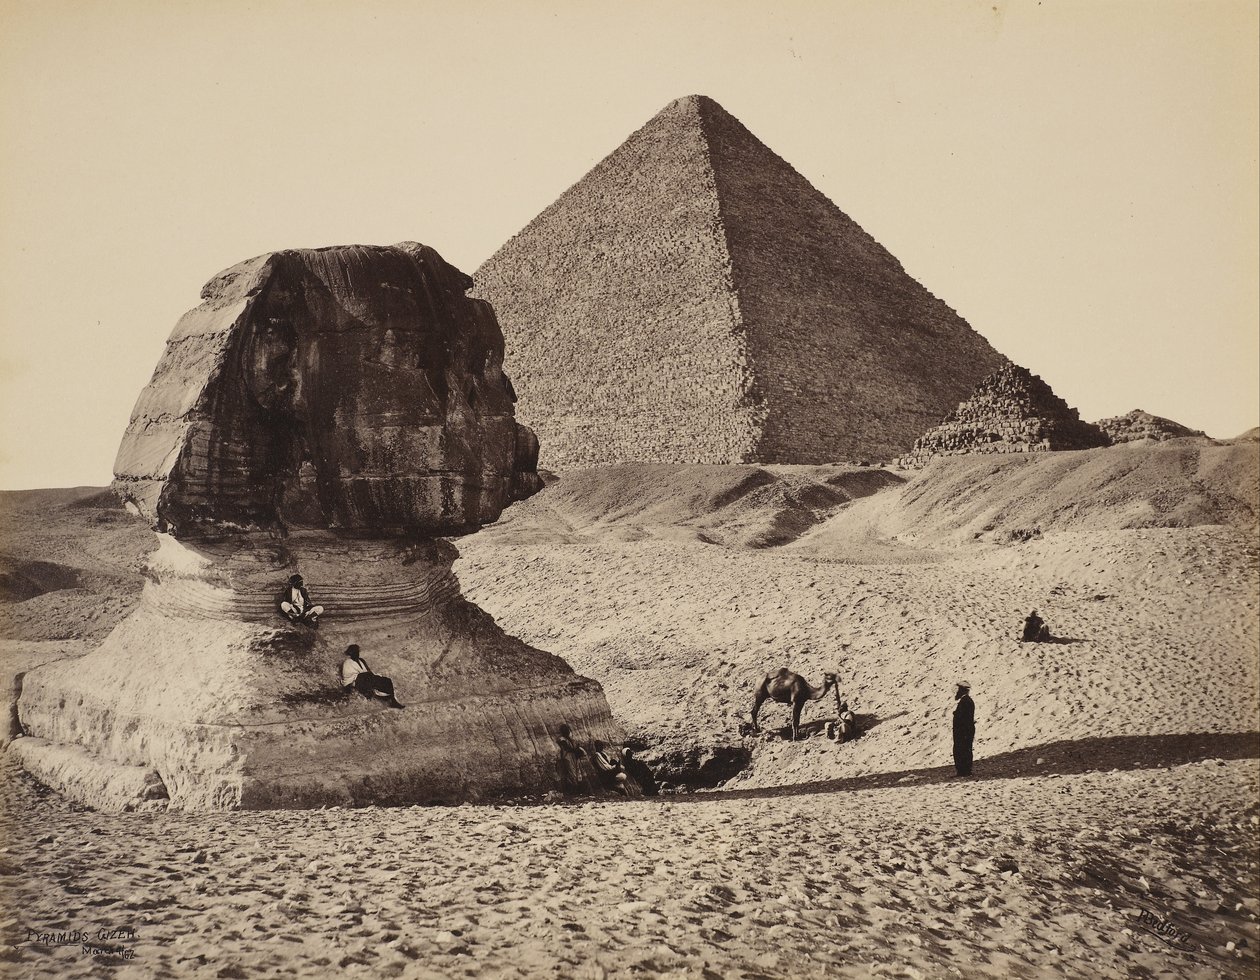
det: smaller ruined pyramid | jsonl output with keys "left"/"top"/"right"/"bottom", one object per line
{"left": 1094, "top": 409, "right": 1208, "bottom": 444}
{"left": 474, "top": 95, "right": 1007, "bottom": 468}
{"left": 897, "top": 364, "right": 1111, "bottom": 468}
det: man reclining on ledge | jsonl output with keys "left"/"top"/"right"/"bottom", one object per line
{"left": 279, "top": 574, "right": 324, "bottom": 628}
{"left": 340, "top": 644, "right": 404, "bottom": 709}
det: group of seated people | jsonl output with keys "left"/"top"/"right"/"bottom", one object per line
{"left": 556, "top": 724, "right": 657, "bottom": 797}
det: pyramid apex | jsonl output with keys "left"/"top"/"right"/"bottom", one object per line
{"left": 660, "top": 94, "right": 724, "bottom": 113}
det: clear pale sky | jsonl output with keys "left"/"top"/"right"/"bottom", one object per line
{"left": 1, "top": 0, "right": 1256, "bottom": 489}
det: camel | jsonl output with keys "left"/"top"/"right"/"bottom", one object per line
{"left": 750, "top": 668, "right": 838, "bottom": 741}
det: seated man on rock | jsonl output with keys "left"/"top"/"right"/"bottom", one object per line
{"left": 279, "top": 574, "right": 324, "bottom": 628}
{"left": 340, "top": 644, "right": 403, "bottom": 709}
{"left": 1020, "top": 609, "right": 1050, "bottom": 643}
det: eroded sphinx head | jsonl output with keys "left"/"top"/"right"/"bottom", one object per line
{"left": 114, "top": 242, "right": 542, "bottom": 537}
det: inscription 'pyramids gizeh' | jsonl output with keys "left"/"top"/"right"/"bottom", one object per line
{"left": 473, "top": 95, "right": 1009, "bottom": 468}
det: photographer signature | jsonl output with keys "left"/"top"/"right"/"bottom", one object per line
{"left": 1132, "top": 908, "right": 1196, "bottom": 952}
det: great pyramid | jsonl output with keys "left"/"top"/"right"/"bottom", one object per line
{"left": 896, "top": 363, "right": 1111, "bottom": 468}
{"left": 473, "top": 95, "right": 1008, "bottom": 468}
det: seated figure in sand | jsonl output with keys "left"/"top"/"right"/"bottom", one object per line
{"left": 1021, "top": 609, "right": 1050, "bottom": 643}
{"left": 279, "top": 574, "right": 324, "bottom": 628}
{"left": 340, "top": 645, "right": 403, "bottom": 709}
{"left": 837, "top": 701, "right": 858, "bottom": 742}
{"left": 593, "top": 741, "right": 641, "bottom": 797}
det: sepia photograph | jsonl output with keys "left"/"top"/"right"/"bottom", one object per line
{"left": 1, "top": 1, "right": 1257, "bottom": 977}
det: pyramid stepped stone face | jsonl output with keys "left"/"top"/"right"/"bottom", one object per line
{"left": 896, "top": 363, "right": 1111, "bottom": 468}
{"left": 473, "top": 94, "right": 1008, "bottom": 468}
{"left": 15, "top": 243, "right": 618, "bottom": 810}
{"left": 1095, "top": 409, "right": 1208, "bottom": 444}
{"left": 476, "top": 96, "right": 763, "bottom": 467}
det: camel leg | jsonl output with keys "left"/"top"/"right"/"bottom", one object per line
{"left": 791, "top": 701, "right": 803, "bottom": 741}
{"left": 750, "top": 689, "right": 768, "bottom": 732}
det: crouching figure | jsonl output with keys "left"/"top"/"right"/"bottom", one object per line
{"left": 1020, "top": 609, "right": 1050, "bottom": 643}
{"left": 279, "top": 574, "right": 324, "bottom": 628}
{"left": 592, "top": 741, "right": 642, "bottom": 798}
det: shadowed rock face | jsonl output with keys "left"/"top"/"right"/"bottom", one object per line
{"left": 114, "top": 242, "right": 542, "bottom": 537}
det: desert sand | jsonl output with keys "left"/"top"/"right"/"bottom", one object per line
{"left": 2, "top": 440, "right": 1257, "bottom": 977}
{"left": 1, "top": 754, "right": 1256, "bottom": 979}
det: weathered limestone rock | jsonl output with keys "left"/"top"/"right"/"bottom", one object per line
{"left": 113, "top": 242, "right": 542, "bottom": 536}
{"left": 18, "top": 535, "right": 613, "bottom": 808}
{"left": 473, "top": 95, "right": 1008, "bottom": 468}
{"left": 17, "top": 243, "right": 617, "bottom": 809}
{"left": 9, "top": 738, "right": 169, "bottom": 812}
{"left": 1095, "top": 409, "right": 1209, "bottom": 445}
{"left": 897, "top": 364, "right": 1111, "bottom": 468}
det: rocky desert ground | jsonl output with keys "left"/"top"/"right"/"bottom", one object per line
{"left": 1, "top": 437, "right": 1257, "bottom": 979}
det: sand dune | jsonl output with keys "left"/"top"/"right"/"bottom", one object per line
{"left": 846, "top": 440, "right": 1258, "bottom": 546}
{"left": 0, "top": 487, "right": 151, "bottom": 645}
{"left": 456, "top": 444, "right": 1259, "bottom": 790}
{"left": 494, "top": 463, "right": 902, "bottom": 549}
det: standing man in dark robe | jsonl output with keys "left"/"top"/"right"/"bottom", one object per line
{"left": 953, "top": 680, "right": 975, "bottom": 776}
{"left": 556, "top": 724, "right": 597, "bottom": 795}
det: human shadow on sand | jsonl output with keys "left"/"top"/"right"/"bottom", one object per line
{"left": 684, "top": 731, "right": 1260, "bottom": 803}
